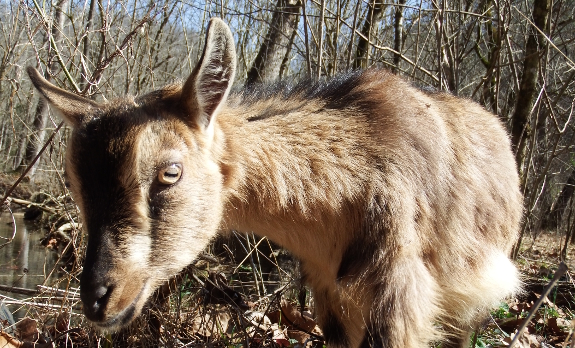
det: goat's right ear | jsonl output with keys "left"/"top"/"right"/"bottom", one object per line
{"left": 27, "top": 67, "right": 99, "bottom": 127}
{"left": 180, "top": 18, "right": 236, "bottom": 132}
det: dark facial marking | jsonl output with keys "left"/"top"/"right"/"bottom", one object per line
{"left": 72, "top": 114, "right": 140, "bottom": 235}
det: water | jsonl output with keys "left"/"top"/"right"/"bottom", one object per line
{"left": 0, "top": 211, "right": 59, "bottom": 294}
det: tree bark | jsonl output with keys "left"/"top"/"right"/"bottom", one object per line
{"left": 510, "top": 0, "right": 551, "bottom": 173}
{"left": 79, "top": 0, "right": 96, "bottom": 93}
{"left": 245, "top": 0, "right": 302, "bottom": 86}
{"left": 392, "top": 0, "right": 407, "bottom": 73}
{"left": 23, "top": 0, "right": 69, "bottom": 177}
{"left": 541, "top": 169, "right": 575, "bottom": 231}
{"left": 278, "top": 24, "right": 299, "bottom": 80}
{"left": 474, "top": 3, "right": 501, "bottom": 112}
{"left": 354, "top": 1, "right": 385, "bottom": 69}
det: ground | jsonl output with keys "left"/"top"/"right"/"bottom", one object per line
{"left": 0, "top": 173, "right": 574, "bottom": 347}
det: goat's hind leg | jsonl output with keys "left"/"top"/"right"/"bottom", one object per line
{"left": 314, "top": 286, "right": 369, "bottom": 348}
{"left": 361, "top": 254, "right": 441, "bottom": 347}
{"left": 441, "top": 325, "right": 475, "bottom": 348}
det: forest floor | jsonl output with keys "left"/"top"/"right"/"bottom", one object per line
{"left": 0, "top": 174, "right": 574, "bottom": 347}
{"left": 479, "top": 233, "right": 575, "bottom": 348}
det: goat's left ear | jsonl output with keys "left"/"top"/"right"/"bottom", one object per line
{"left": 27, "top": 67, "right": 99, "bottom": 127}
{"left": 181, "top": 17, "right": 236, "bottom": 132}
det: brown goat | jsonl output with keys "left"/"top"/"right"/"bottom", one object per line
{"left": 28, "top": 18, "right": 522, "bottom": 348}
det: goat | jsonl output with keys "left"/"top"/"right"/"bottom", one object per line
{"left": 27, "top": 17, "right": 522, "bottom": 348}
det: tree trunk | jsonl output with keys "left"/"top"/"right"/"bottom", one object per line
{"left": 510, "top": 0, "right": 551, "bottom": 259}
{"left": 278, "top": 24, "right": 299, "bottom": 80}
{"left": 353, "top": 1, "right": 385, "bottom": 69}
{"left": 245, "top": 0, "right": 301, "bottom": 86}
{"left": 433, "top": 0, "right": 458, "bottom": 92}
{"left": 392, "top": 0, "right": 407, "bottom": 73}
{"left": 474, "top": 3, "right": 501, "bottom": 112}
{"left": 541, "top": 170, "right": 575, "bottom": 231}
{"left": 23, "top": 0, "right": 69, "bottom": 177}
{"left": 510, "top": 0, "right": 551, "bottom": 173}
{"left": 80, "top": 0, "right": 96, "bottom": 93}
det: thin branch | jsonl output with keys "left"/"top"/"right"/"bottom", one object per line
{"left": 0, "top": 121, "right": 65, "bottom": 208}
{"left": 508, "top": 262, "right": 568, "bottom": 348}
{"left": 81, "top": 7, "right": 155, "bottom": 95}
{"left": 513, "top": 5, "right": 575, "bottom": 70}
{"left": 30, "top": 0, "right": 80, "bottom": 93}
{"left": 317, "top": 0, "right": 325, "bottom": 79}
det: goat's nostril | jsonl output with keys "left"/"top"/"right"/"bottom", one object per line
{"left": 93, "top": 285, "right": 112, "bottom": 310}
{"left": 94, "top": 285, "right": 109, "bottom": 302}
{"left": 81, "top": 284, "right": 113, "bottom": 321}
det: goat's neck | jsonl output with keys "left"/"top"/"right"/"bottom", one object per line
{"left": 215, "top": 105, "right": 370, "bottom": 278}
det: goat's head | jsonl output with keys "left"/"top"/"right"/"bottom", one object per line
{"left": 27, "top": 18, "right": 236, "bottom": 330}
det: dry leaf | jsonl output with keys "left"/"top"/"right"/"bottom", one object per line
{"left": 190, "top": 310, "right": 230, "bottom": 337}
{"left": 15, "top": 318, "right": 37, "bottom": 342}
{"left": 280, "top": 300, "right": 317, "bottom": 333}
{"left": 270, "top": 323, "right": 290, "bottom": 347}
{"left": 245, "top": 310, "right": 271, "bottom": 328}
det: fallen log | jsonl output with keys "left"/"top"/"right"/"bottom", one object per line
{"left": 6, "top": 197, "right": 56, "bottom": 214}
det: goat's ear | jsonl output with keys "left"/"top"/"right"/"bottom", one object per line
{"left": 27, "top": 67, "right": 99, "bottom": 127}
{"left": 181, "top": 17, "right": 236, "bottom": 131}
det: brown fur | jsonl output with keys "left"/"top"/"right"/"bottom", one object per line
{"left": 28, "top": 18, "right": 522, "bottom": 348}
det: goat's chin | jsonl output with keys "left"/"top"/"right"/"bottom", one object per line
{"left": 89, "top": 280, "right": 153, "bottom": 332}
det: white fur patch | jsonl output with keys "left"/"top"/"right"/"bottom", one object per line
{"left": 478, "top": 251, "right": 521, "bottom": 300}
{"left": 127, "top": 234, "right": 152, "bottom": 266}
{"left": 452, "top": 251, "right": 521, "bottom": 325}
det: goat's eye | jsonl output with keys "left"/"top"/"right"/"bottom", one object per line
{"left": 158, "top": 164, "right": 182, "bottom": 185}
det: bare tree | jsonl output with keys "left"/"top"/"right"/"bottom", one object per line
{"left": 246, "top": 0, "right": 302, "bottom": 85}
{"left": 392, "top": 0, "right": 407, "bottom": 73}
{"left": 511, "top": 0, "right": 552, "bottom": 172}
{"left": 542, "top": 168, "right": 575, "bottom": 230}
{"left": 23, "top": 0, "right": 70, "bottom": 178}
{"left": 353, "top": 1, "right": 385, "bottom": 69}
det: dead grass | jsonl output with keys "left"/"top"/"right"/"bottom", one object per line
{"left": 1, "top": 169, "right": 574, "bottom": 347}
{"left": 473, "top": 232, "right": 575, "bottom": 348}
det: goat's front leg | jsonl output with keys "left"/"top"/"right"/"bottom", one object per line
{"left": 316, "top": 253, "right": 441, "bottom": 348}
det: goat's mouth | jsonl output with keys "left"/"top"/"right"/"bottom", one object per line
{"left": 90, "top": 280, "right": 151, "bottom": 330}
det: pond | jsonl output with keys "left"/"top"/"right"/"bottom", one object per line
{"left": 0, "top": 212, "right": 60, "bottom": 290}
{"left": 0, "top": 211, "right": 68, "bottom": 320}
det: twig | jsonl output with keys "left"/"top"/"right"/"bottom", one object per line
{"left": 0, "top": 205, "right": 17, "bottom": 249}
{"left": 7, "top": 197, "right": 57, "bottom": 214}
{"left": 82, "top": 6, "right": 155, "bottom": 94}
{"left": 0, "top": 298, "right": 81, "bottom": 311}
{"left": 233, "top": 235, "right": 267, "bottom": 274}
{"left": 513, "top": 6, "right": 575, "bottom": 70}
{"left": 29, "top": 0, "right": 80, "bottom": 93}
{"left": 37, "top": 285, "right": 80, "bottom": 298}
{"left": 0, "top": 285, "right": 38, "bottom": 296}
{"left": 508, "top": 262, "right": 568, "bottom": 348}
{"left": 0, "top": 121, "right": 65, "bottom": 208}
{"left": 0, "top": 284, "right": 80, "bottom": 300}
